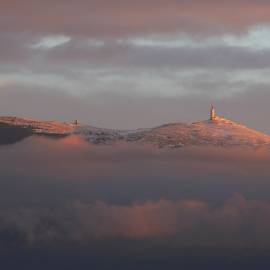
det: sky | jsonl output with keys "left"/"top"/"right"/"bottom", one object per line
{"left": 1, "top": 0, "right": 270, "bottom": 132}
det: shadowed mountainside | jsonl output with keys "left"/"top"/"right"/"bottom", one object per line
{"left": 0, "top": 123, "right": 33, "bottom": 145}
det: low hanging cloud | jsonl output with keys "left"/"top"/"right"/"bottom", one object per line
{"left": 2, "top": 193, "right": 270, "bottom": 248}
{"left": 0, "top": 137, "right": 270, "bottom": 249}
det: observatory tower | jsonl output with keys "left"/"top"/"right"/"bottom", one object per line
{"left": 210, "top": 105, "right": 217, "bottom": 121}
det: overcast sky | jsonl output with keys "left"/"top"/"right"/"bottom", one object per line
{"left": 1, "top": 0, "right": 270, "bottom": 132}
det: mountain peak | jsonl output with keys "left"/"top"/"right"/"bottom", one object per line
{"left": 0, "top": 111, "right": 269, "bottom": 148}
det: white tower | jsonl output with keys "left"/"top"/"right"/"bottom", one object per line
{"left": 210, "top": 105, "right": 217, "bottom": 121}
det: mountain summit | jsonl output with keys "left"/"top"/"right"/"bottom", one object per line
{"left": 139, "top": 107, "right": 270, "bottom": 148}
{"left": 0, "top": 108, "right": 269, "bottom": 148}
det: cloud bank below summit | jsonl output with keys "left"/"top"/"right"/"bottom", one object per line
{"left": 1, "top": 137, "right": 270, "bottom": 249}
{"left": 3, "top": 194, "right": 270, "bottom": 248}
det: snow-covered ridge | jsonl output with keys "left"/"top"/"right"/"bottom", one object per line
{"left": 73, "top": 125, "right": 149, "bottom": 144}
{"left": 0, "top": 116, "right": 149, "bottom": 143}
{"left": 0, "top": 116, "right": 74, "bottom": 135}
{"left": 0, "top": 115, "right": 270, "bottom": 148}
{"left": 142, "top": 117, "right": 270, "bottom": 148}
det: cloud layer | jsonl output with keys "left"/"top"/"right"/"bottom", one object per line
{"left": 1, "top": 137, "right": 270, "bottom": 268}
{"left": 3, "top": 194, "right": 270, "bottom": 249}
{"left": 0, "top": 137, "right": 270, "bottom": 247}
{"left": 2, "top": 0, "right": 270, "bottom": 37}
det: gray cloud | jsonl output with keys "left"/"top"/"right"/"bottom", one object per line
{"left": 42, "top": 41, "right": 270, "bottom": 70}
{"left": 3, "top": 33, "right": 270, "bottom": 70}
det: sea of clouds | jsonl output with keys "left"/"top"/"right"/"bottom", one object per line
{"left": 1, "top": 136, "right": 270, "bottom": 269}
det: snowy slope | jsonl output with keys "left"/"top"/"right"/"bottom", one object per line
{"left": 0, "top": 116, "right": 74, "bottom": 136}
{"left": 0, "top": 115, "right": 270, "bottom": 148}
{"left": 139, "top": 117, "right": 270, "bottom": 148}
{"left": 74, "top": 125, "right": 149, "bottom": 144}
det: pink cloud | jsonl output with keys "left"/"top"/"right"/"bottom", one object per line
{"left": 1, "top": 0, "right": 270, "bottom": 37}
{"left": 3, "top": 194, "right": 270, "bottom": 248}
